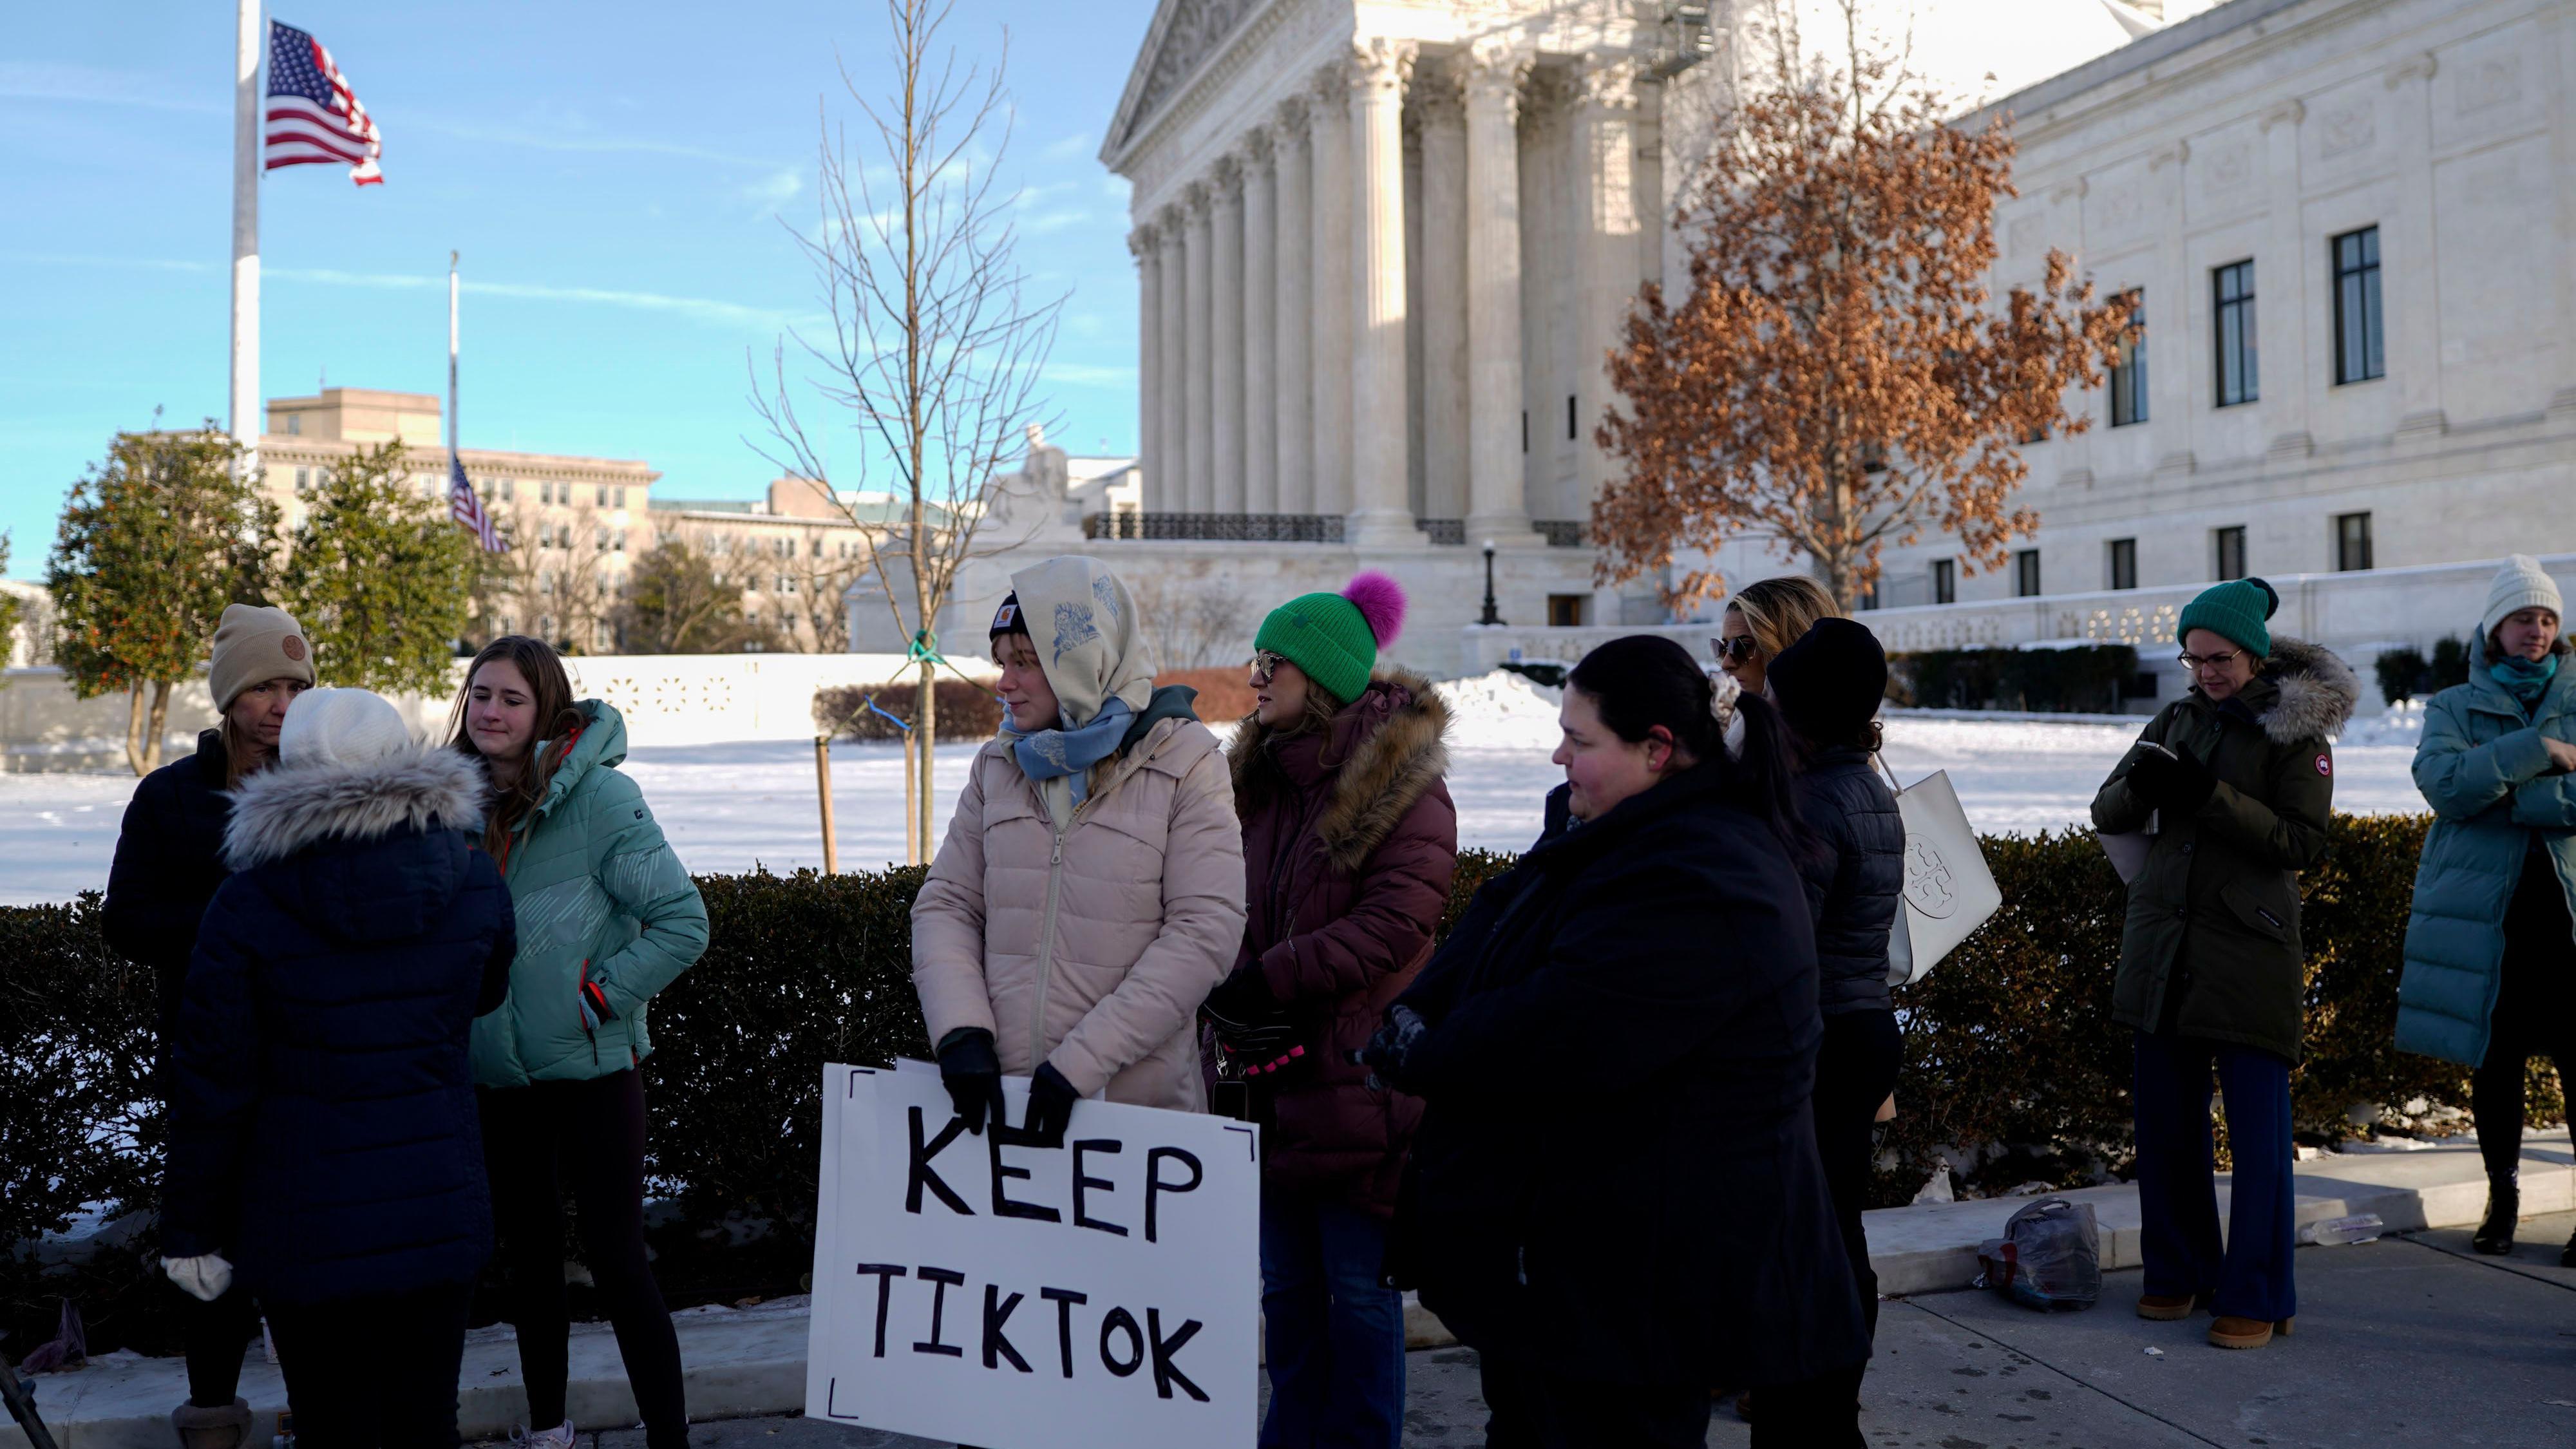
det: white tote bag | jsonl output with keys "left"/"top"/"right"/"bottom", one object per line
{"left": 1876, "top": 759, "right": 2005, "bottom": 987}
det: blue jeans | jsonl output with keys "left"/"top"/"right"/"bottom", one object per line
{"left": 2132, "top": 1031, "right": 2297, "bottom": 1323}
{"left": 1260, "top": 1193, "right": 1405, "bottom": 1449}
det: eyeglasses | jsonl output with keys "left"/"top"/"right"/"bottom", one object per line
{"left": 2177, "top": 647, "right": 2246, "bottom": 670}
{"left": 1712, "top": 634, "right": 1760, "bottom": 664}
{"left": 1250, "top": 650, "right": 1288, "bottom": 685}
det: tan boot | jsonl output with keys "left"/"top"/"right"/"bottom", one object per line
{"left": 2135, "top": 1291, "right": 2209, "bottom": 1321}
{"left": 2208, "top": 1314, "right": 2295, "bottom": 1349}
{"left": 172, "top": 1398, "right": 253, "bottom": 1449}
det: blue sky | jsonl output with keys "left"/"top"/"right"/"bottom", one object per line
{"left": 0, "top": 1, "right": 1154, "bottom": 580}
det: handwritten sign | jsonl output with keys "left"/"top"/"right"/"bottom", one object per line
{"left": 804, "top": 1062, "right": 1259, "bottom": 1448}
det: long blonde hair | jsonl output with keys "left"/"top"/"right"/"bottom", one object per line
{"left": 1727, "top": 575, "right": 1842, "bottom": 659}
{"left": 448, "top": 636, "right": 585, "bottom": 861}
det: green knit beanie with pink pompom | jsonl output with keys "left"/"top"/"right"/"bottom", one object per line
{"left": 1254, "top": 572, "right": 1408, "bottom": 705}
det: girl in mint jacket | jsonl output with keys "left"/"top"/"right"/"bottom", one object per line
{"left": 2397, "top": 556, "right": 2576, "bottom": 1264}
{"left": 457, "top": 636, "right": 708, "bottom": 1449}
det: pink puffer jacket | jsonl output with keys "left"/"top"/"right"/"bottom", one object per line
{"left": 913, "top": 715, "right": 1247, "bottom": 1110}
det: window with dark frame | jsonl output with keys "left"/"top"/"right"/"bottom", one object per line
{"left": 2333, "top": 227, "right": 2384, "bottom": 384}
{"left": 1546, "top": 593, "right": 1587, "bottom": 627}
{"left": 2214, "top": 526, "right": 2247, "bottom": 582}
{"left": 2108, "top": 538, "right": 2138, "bottom": 591}
{"left": 1933, "top": 558, "right": 1956, "bottom": 605}
{"left": 2109, "top": 290, "right": 2148, "bottom": 426}
{"left": 2334, "top": 511, "right": 2374, "bottom": 572}
{"left": 2014, "top": 549, "right": 2042, "bottom": 598}
{"left": 2213, "top": 260, "right": 2257, "bottom": 406}
{"left": 1566, "top": 395, "right": 1577, "bottom": 440}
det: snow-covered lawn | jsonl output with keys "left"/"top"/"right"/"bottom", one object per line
{"left": 0, "top": 674, "right": 2436, "bottom": 905}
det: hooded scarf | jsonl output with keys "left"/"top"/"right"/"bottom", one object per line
{"left": 999, "top": 555, "right": 1157, "bottom": 825}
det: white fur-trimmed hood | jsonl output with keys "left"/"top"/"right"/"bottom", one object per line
{"left": 2260, "top": 636, "right": 2361, "bottom": 745}
{"left": 222, "top": 742, "right": 488, "bottom": 871}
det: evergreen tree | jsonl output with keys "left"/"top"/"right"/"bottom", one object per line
{"left": 278, "top": 441, "right": 477, "bottom": 695}
{"left": 48, "top": 423, "right": 277, "bottom": 775}
{"left": 618, "top": 538, "right": 772, "bottom": 654}
{"left": 0, "top": 534, "right": 22, "bottom": 670}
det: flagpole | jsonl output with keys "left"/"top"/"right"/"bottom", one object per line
{"left": 229, "top": 0, "right": 262, "bottom": 469}
{"left": 448, "top": 251, "right": 460, "bottom": 454}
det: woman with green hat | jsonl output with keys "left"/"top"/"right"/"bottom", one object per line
{"left": 1201, "top": 571, "right": 1456, "bottom": 1449}
{"left": 2090, "top": 577, "right": 2358, "bottom": 1351}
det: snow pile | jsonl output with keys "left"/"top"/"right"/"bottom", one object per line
{"left": 2338, "top": 701, "right": 2425, "bottom": 749}
{"left": 1437, "top": 670, "right": 1566, "bottom": 750}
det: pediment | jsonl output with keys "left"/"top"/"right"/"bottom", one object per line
{"left": 1103, "top": 0, "right": 1270, "bottom": 164}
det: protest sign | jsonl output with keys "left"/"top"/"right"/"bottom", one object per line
{"left": 804, "top": 1062, "right": 1260, "bottom": 1448}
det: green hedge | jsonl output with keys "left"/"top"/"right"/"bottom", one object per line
{"left": 1888, "top": 644, "right": 2141, "bottom": 714}
{"left": 8, "top": 819, "right": 2557, "bottom": 1354}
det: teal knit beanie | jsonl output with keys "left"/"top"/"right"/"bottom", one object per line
{"left": 2176, "top": 577, "right": 2279, "bottom": 658}
{"left": 1254, "top": 572, "right": 1406, "bottom": 705}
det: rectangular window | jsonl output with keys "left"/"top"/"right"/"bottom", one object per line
{"left": 1546, "top": 593, "right": 1588, "bottom": 627}
{"left": 2108, "top": 538, "right": 2138, "bottom": 591}
{"left": 2334, "top": 511, "right": 2374, "bottom": 571}
{"left": 1857, "top": 582, "right": 1880, "bottom": 611}
{"left": 811, "top": 537, "right": 824, "bottom": 558}
{"left": 1521, "top": 410, "right": 1530, "bottom": 453}
{"left": 498, "top": 477, "right": 514, "bottom": 502}
{"left": 541, "top": 480, "right": 554, "bottom": 506}
{"left": 2014, "top": 549, "right": 2042, "bottom": 598}
{"left": 1933, "top": 558, "right": 1956, "bottom": 605}
{"left": 2108, "top": 290, "right": 2148, "bottom": 426}
{"left": 294, "top": 467, "right": 310, "bottom": 493}
{"left": 596, "top": 484, "right": 609, "bottom": 507}
{"left": 285, "top": 413, "right": 301, "bottom": 436}
{"left": 2212, "top": 260, "right": 2257, "bottom": 406}
{"left": 2333, "top": 227, "right": 2384, "bottom": 384}
{"left": 2214, "top": 526, "right": 2247, "bottom": 582}
{"left": 1566, "top": 395, "right": 1578, "bottom": 441}
{"left": 614, "top": 486, "right": 627, "bottom": 508}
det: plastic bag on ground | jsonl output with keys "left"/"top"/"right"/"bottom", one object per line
{"left": 1987, "top": 1197, "right": 2101, "bottom": 1311}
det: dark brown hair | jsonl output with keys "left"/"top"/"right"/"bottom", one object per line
{"left": 448, "top": 635, "right": 585, "bottom": 860}
{"left": 1567, "top": 634, "right": 1816, "bottom": 862}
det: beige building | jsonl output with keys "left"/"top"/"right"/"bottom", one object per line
{"left": 649, "top": 478, "right": 881, "bottom": 652}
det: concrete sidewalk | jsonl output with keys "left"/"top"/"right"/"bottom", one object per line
{"left": 8, "top": 1129, "right": 2566, "bottom": 1448}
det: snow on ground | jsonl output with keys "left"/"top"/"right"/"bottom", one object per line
{"left": 0, "top": 673, "right": 2436, "bottom": 905}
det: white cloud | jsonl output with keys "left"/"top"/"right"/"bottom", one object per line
{"left": 1021, "top": 209, "right": 1094, "bottom": 236}
{"left": 741, "top": 167, "right": 804, "bottom": 210}
{"left": 1043, "top": 364, "right": 1137, "bottom": 389}
{"left": 1040, "top": 131, "right": 1094, "bottom": 160}
{"left": 0, "top": 62, "right": 221, "bottom": 114}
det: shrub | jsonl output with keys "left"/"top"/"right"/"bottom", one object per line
{"left": 2430, "top": 636, "right": 2474, "bottom": 692}
{"left": 2375, "top": 647, "right": 2431, "bottom": 705}
{"left": 815, "top": 679, "right": 1002, "bottom": 742}
{"left": 1888, "top": 645, "right": 2140, "bottom": 714}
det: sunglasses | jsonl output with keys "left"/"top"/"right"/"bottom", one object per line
{"left": 1250, "top": 649, "right": 1289, "bottom": 686}
{"left": 2176, "top": 647, "right": 2246, "bottom": 670}
{"left": 1712, "top": 634, "right": 1760, "bottom": 664}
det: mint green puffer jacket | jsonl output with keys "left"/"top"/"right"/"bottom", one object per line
{"left": 471, "top": 699, "right": 708, "bottom": 1089}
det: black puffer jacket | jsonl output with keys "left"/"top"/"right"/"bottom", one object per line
{"left": 1794, "top": 746, "right": 1903, "bottom": 1015}
{"left": 102, "top": 729, "right": 235, "bottom": 1037}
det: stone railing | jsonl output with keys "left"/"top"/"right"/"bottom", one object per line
{"left": 1534, "top": 520, "right": 1586, "bottom": 548}
{"left": 1416, "top": 518, "right": 1466, "bottom": 546}
{"left": 1083, "top": 512, "right": 1347, "bottom": 543}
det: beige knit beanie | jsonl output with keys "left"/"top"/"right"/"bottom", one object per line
{"left": 208, "top": 603, "right": 315, "bottom": 711}
{"left": 2482, "top": 554, "right": 2564, "bottom": 641}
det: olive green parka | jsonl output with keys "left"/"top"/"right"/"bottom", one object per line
{"left": 2089, "top": 638, "right": 2359, "bottom": 1063}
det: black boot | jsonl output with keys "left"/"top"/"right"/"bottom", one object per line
{"left": 2474, "top": 1172, "right": 2518, "bottom": 1255}
{"left": 2561, "top": 1224, "right": 2576, "bottom": 1269}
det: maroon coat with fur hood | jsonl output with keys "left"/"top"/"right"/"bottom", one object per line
{"left": 1232, "top": 668, "right": 1458, "bottom": 1217}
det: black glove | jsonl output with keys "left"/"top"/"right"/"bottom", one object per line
{"left": 1202, "top": 967, "right": 1295, "bottom": 1060}
{"left": 1024, "top": 1062, "right": 1079, "bottom": 1148}
{"left": 1359, "top": 1004, "right": 1430, "bottom": 1092}
{"left": 2129, "top": 746, "right": 2216, "bottom": 815}
{"left": 935, "top": 1027, "right": 1006, "bottom": 1136}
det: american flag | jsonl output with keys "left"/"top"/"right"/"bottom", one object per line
{"left": 450, "top": 450, "right": 504, "bottom": 553}
{"left": 267, "top": 21, "right": 383, "bottom": 185}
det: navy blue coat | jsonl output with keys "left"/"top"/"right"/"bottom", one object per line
{"left": 1794, "top": 746, "right": 1904, "bottom": 1015}
{"left": 103, "top": 729, "right": 236, "bottom": 1036}
{"left": 160, "top": 741, "right": 515, "bottom": 1307}
{"left": 1392, "top": 764, "right": 1869, "bottom": 1389}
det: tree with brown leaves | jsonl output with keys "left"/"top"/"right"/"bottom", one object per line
{"left": 1595, "top": 33, "right": 2130, "bottom": 612}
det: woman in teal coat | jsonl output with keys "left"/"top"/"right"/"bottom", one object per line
{"left": 455, "top": 636, "right": 710, "bottom": 1449}
{"left": 2397, "top": 556, "right": 2576, "bottom": 1262}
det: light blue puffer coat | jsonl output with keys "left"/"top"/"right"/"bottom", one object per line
{"left": 2394, "top": 641, "right": 2576, "bottom": 1066}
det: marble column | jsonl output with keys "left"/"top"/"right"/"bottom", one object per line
{"left": 1184, "top": 182, "right": 1215, "bottom": 513}
{"left": 1571, "top": 57, "right": 1642, "bottom": 514}
{"left": 1465, "top": 42, "right": 1535, "bottom": 545}
{"left": 1243, "top": 128, "right": 1279, "bottom": 516}
{"left": 1156, "top": 209, "right": 1189, "bottom": 511}
{"left": 1309, "top": 65, "right": 1356, "bottom": 517}
{"left": 1211, "top": 155, "right": 1247, "bottom": 513}
{"left": 2256, "top": 102, "right": 2311, "bottom": 459}
{"left": 1417, "top": 63, "right": 1470, "bottom": 527}
{"left": 2386, "top": 53, "right": 2445, "bottom": 439}
{"left": 1130, "top": 225, "right": 1160, "bottom": 515}
{"left": 1273, "top": 99, "right": 1315, "bottom": 516}
{"left": 1347, "top": 37, "right": 1419, "bottom": 547}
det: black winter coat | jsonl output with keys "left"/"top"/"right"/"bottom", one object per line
{"left": 160, "top": 740, "right": 516, "bottom": 1307}
{"left": 1795, "top": 746, "right": 1903, "bottom": 1016}
{"left": 102, "top": 730, "right": 236, "bottom": 1037}
{"left": 1392, "top": 764, "right": 1870, "bottom": 1389}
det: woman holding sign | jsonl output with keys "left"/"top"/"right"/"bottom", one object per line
{"left": 1365, "top": 636, "right": 1870, "bottom": 1447}
{"left": 1206, "top": 573, "right": 1457, "bottom": 1449}
{"left": 2090, "top": 578, "right": 2355, "bottom": 1350}
{"left": 914, "top": 556, "right": 1247, "bottom": 1140}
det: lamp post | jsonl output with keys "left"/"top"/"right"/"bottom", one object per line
{"left": 1479, "top": 539, "right": 1505, "bottom": 626}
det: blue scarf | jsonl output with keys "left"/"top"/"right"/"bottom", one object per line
{"left": 2492, "top": 654, "right": 2560, "bottom": 715}
{"left": 1006, "top": 697, "right": 1134, "bottom": 808}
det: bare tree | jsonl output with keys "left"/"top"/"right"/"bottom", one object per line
{"left": 477, "top": 493, "right": 623, "bottom": 653}
{"left": 1129, "top": 568, "right": 1253, "bottom": 670}
{"left": 751, "top": 0, "right": 1065, "bottom": 862}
